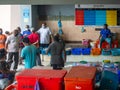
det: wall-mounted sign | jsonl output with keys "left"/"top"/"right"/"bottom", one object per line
{"left": 23, "top": 8, "right": 30, "bottom": 23}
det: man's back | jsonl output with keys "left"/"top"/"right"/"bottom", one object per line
{"left": 21, "top": 45, "right": 37, "bottom": 68}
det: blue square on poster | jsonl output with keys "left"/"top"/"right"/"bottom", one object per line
{"left": 23, "top": 8, "right": 30, "bottom": 18}
{"left": 95, "top": 10, "right": 106, "bottom": 25}
{"left": 84, "top": 10, "right": 96, "bottom": 25}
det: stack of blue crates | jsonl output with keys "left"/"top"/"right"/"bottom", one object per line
{"left": 102, "top": 49, "right": 111, "bottom": 55}
{"left": 71, "top": 48, "right": 81, "bottom": 55}
{"left": 81, "top": 48, "right": 91, "bottom": 55}
{"left": 66, "top": 49, "right": 71, "bottom": 55}
{"left": 111, "top": 48, "right": 120, "bottom": 56}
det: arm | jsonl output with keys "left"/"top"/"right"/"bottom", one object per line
{"left": 98, "top": 30, "right": 102, "bottom": 40}
{"left": 19, "top": 49, "right": 25, "bottom": 64}
{"left": 108, "top": 29, "right": 112, "bottom": 38}
{"left": 32, "top": 40, "right": 39, "bottom": 45}
{"left": 63, "top": 48, "right": 66, "bottom": 63}
{"left": 5, "top": 43, "right": 8, "bottom": 51}
{"left": 5, "top": 37, "right": 10, "bottom": 51}
{"left": 98, "top": 34, "right": 102, "bottom": 40}
{"left": 46, "top": 44, "right": 51, "bottom": 54}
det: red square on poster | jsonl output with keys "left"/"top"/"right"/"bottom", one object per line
{"left": 75, "top": 10, "right": 84, "bottom": 25}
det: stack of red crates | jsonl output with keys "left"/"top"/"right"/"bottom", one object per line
{"left": 16, "top": 69, "right": 67, "bottom": 90}
{"left": 64, "top": 66, "right": 96, "bottom": 90}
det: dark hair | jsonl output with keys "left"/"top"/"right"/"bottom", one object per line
{"left": 26, "top": 25, "right": 30, "bottom": 28}
{"left": 0, "top": 49, "right": 6, "bottom": 59}
{"left": 53, "top": 35, "right": 59, "bottom": 42}
{"left": 0, "top": 61, "right": 9, "bottom": 72}
{"left": 43, "top": 22, "right": 46, "bottom": 26}
{"left": 17, "top": 27, "right": 21, "bottom": 31}
{"left": 104, "top": 24, "right": 108, "bottom": 27}
{"left": 5, "top": 31, "right": 10, "bottom": 35}
{"left": 31, "top": 28, "right": 36, "bottom": 33}
{"left": 22, "top": 37, "right": 30, "bottom": 43}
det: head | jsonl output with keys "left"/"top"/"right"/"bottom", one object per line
{"left": 41, "top": 22, "right": 47, "bottom": 28}
{"left": 103, "top": 24, "right": 108, "bottom": 29}
{"left": 0, "top": 28, "right": 3, "bottom": 35}
{"left": 53, "top": 34, "right": 59, "bottom": 42}
{"left": 25, "top": 25, "right": 30, "bottom": 29}
{"left": 5, "top": 31, "right": 11, "bottom": 36}
{"left": 22, "top": 37, "right": 30, "bottom": 46}
{"left": 16, "top": 27, "right": 21, "bottom": 33}
{"left": 13, "top": 29, "right": 18, "bottom": 36}
{"left": 0, "top": 49, "right": 6, "bottom": 60}
{"left": 31, "top": 28, "right": 36, "bottom": 33}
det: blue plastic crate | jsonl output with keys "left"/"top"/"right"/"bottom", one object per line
{"left": 111, "top": 48, "right": 120, "bottom": 56}
{"left": 117, "top": 70, "right": 120, "bottom": 84}
{"left": 99, "top": 70, "right": 119, "bottom": 90}
{"left": 81, "top": 48, "right": 91, "bottom": 55}
{"left": 66, "top": 50, "right": 71, "bottom": 55}
{"left": 102, "top": 49, "right": 111, "bottom": 55}
{"left": 40, "top": 48, "right": 51, "bottom": 55}
{"left": 71, "top": 48, "right": 81, "bottom": 55}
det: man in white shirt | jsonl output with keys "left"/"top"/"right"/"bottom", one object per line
{"left": 37, "top": 22, "right": 52, "bottom": 48}
{"left": 5, "top": 29, "right": 19, "bottom": 71}
{"left": 37, "top": 23, "right": 52, "bottom": 62}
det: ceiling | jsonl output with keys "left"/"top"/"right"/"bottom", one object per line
{"left": 0, "top": 0, "right": 120, "bottom": 5}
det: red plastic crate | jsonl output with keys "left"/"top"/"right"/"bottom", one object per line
{"left": 64, "top": 66, "right": 96, "bottom": 90}
{"left": 16, "top": 69, "right": 67, "bottom": 90}
{"left": 102, "top": 41, "right": 110, "bottom": 49}
{"left": 112, "top": 40, "right": 118, "bottom": 48}
{"left": 5, "top": 84, "right": 17, "bottom": 90}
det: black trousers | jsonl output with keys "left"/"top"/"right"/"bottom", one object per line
{"left": 52, "top": 64, "right": 63, "bottom": 70}
{"left": 7, "top": 52, "right": 19, "bottom": 70}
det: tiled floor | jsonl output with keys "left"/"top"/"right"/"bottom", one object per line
{"left": 41, "top": 54, "right": 120, "bottom": 65}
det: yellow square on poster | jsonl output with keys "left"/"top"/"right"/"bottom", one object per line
{"left": 106, "top": 10, "right": 117, "bottom": 26}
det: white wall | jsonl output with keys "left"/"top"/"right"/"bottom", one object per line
{"left": 0, "top": 5, "right": 32, "bottom": 33}
{"left": 0, "top": 5, "right": 11, "bottom": 33}
{"left": 11, "top": 5, "right": 21, "bottom": 31}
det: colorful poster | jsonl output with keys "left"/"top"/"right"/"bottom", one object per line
{"left": 75, "top": 9, "right": 84, "bottom": 25}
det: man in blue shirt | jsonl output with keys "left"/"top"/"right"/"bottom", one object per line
{"left": 22, "top": 25, "right": 31, "bottom": 37}
{"left": 99, "top": 24, "right": 112, "bottom": 48}
{"left": 20, "top": 37, "right": 37, "bottom": 69}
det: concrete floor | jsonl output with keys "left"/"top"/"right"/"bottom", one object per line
{"left": 17, "top": 54, "right": 120, "bottom": 71}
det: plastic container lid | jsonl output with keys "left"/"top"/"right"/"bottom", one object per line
{"left": 64, "top": 66, "right": 96, "bottom": 82}
{"left": 16, "top": 69, "right": 67, "bottom": 80}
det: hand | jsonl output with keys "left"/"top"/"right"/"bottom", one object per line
{"left": 64, "top": 58, "right": 66, "bottom": 63}
{"left": 19, "top": 60, "right": 23, "bottom": 65}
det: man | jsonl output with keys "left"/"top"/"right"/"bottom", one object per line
{"left": 28, "top": 28, "right": 43, "bottom": 66}
{"left": 20, "top": 37, "right": 37, "bottom": 69}
{"left": 98, "top": 24, "right": 112, "bottom": 48}
{"left": 37, "top": 23, "right": 52, "bottom": 61}
{"left": 46, "top": 34, "right": 66, "bottom": 70}
{"left": 0, "top": 28, "right": 6, "bottom": 49}
{"left": 0, "top": 49, "right": 15, "bottom": 90}
{"left": 22, "top": 25, "right": 31, "bottom": 37}
{"left": 37, "top": 22, "right": 52, "bottom": 48}
{"left": 5, "top": 29, "right": 19, "bottom": 71}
